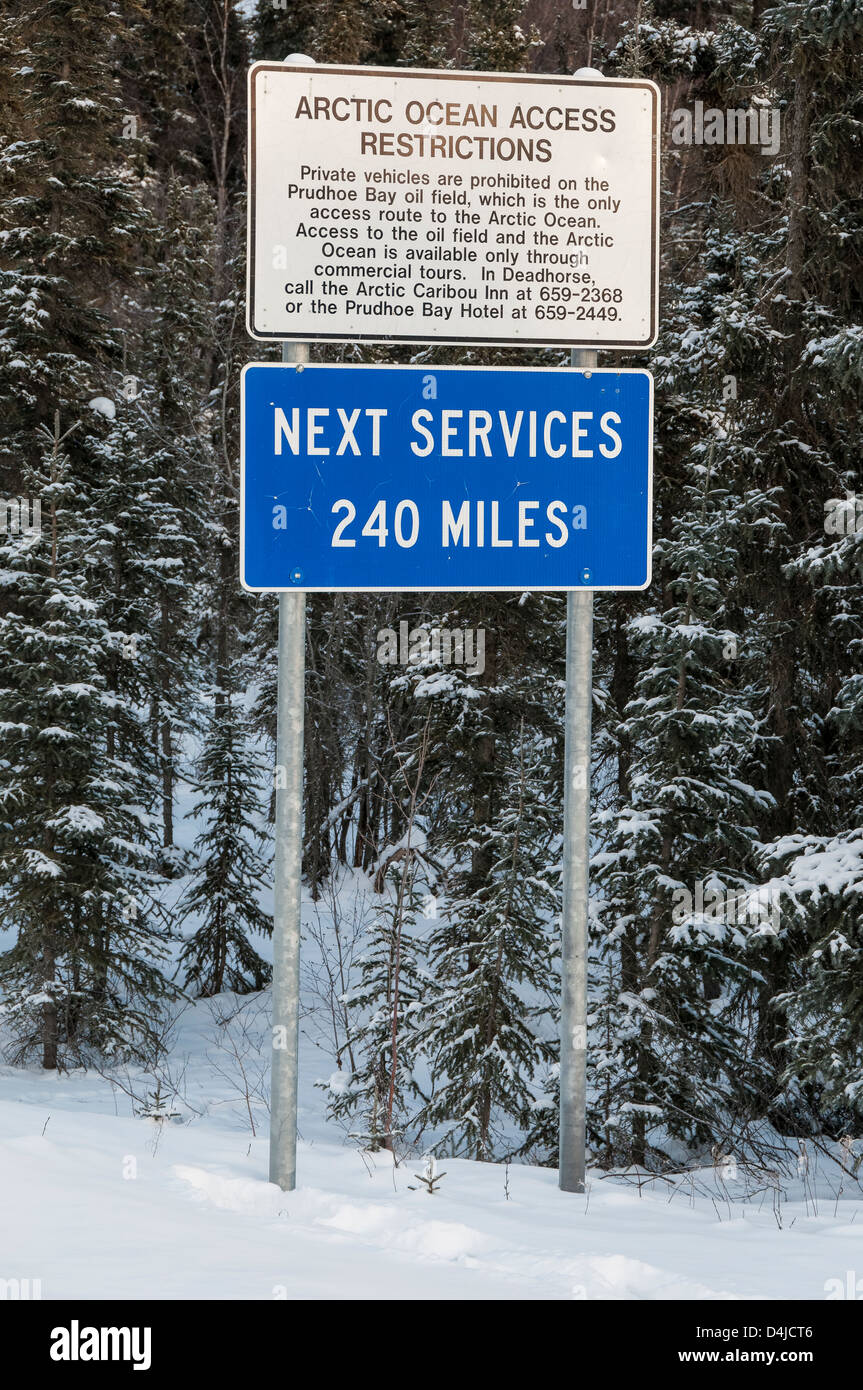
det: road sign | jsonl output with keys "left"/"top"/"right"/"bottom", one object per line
{"left": 241, "top": 363, "right": 652, "bottom": 592}
{"left": 247, "top": 63, "right": 659, "bottom": 349}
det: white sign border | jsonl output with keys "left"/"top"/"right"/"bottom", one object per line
{"left": 240, "top": 362, "right": 654, "bottom": 594}
{"left": 246, "top": 63, "right": 660, "bottom": 350}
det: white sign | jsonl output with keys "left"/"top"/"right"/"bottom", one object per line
{"left": 247, "top": 63, "right": 659, "bottom": 349}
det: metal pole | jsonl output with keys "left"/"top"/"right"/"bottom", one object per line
{"left": 559, "top": 61, "right": 605, "bottom": 1196}
{"left": 268, "top": 51, "right": 314, "bottom": 1193}
{"left": 559, "top": 345, "right": 596, "bottom": 1194}
{"left": 268, "top": 348, "right": 309, "bottom": 1192}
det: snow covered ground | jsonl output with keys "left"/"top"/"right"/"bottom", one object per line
{"left": 1, "top": 993, "right": 860, "bottom": 1301}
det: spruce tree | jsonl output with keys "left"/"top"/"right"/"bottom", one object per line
{"left": 415, "top": 721, "right": 559, "bottom": 1159}
{"left": 401, "top": 0, "right": 452, "bottom": 68}
{"left": 177, "top": 686, "right": 272, "bottom": 996}
{"left": 131, "top": 175, "right": 215, "bottom": 854}
{"left": 0, "top": 0, "right": 173, "bottom": 1065}
{"left": 463, "top": 0, "right": 539, "bottom": 72}
{"left": 0, "top": 415, "right": 175, "bottom": 1066}
{"left": 325, "top": 861, "right": 431, "bottom": 1152}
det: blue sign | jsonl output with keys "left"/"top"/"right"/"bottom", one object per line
{"left": 241, "top": 364, "right": 652, "bottom": 591}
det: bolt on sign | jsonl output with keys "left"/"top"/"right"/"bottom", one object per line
{"left": 247, "top": 63, "right": 660, "bottom": 349}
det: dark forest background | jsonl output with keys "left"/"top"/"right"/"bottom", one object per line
{"left": 0, "top": 0, "right": 861, "bottom": 1170}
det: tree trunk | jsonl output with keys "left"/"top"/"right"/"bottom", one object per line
{"left": 42, "top": 935, "right": 58, "bottom": 1070}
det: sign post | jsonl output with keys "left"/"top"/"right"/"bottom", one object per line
{"left": 267, "top": 54, "right": 314, "bottom": 1195}
{"left": 268, "top": 344, "right": 307, "bottom": 1194}
{"left": 559, "top": 64, "right": 606, "bottom": 1194}
{"left": 247, "top": 56, "right": 658, "bottom": 1196}
{"left": 560, "top": 343, "right": 596, "bottom": 1196}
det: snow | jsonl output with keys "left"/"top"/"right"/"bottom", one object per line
{"left": 87, "top": 396, "right": 116, "bottom": 419}
{"left": 758, "top": 832, "right": 863, "bottom": 902}
{"left": 0, "top": 993, "right": 859, "bottom": 1300}
{"left": 19, "top": 848, "right": 63, "bottom": 877}
{"left": 45, "top": 805, "right": 105, "bottom": 834}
